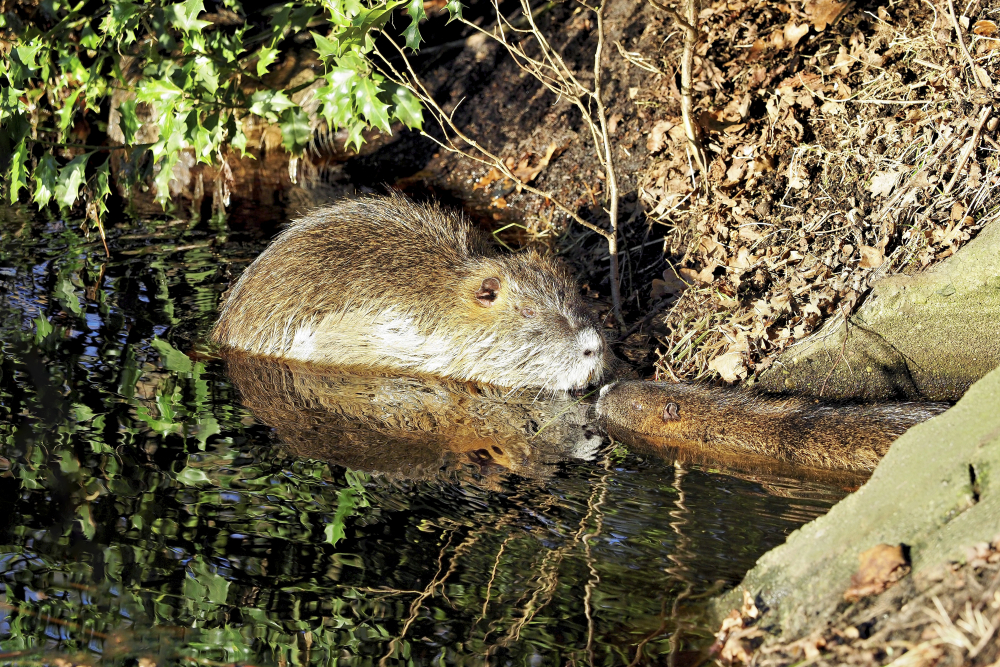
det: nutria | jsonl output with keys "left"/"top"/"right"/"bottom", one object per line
{"left": 212, "top": 195, "right": 607, "bottom": 391}
{"left": 596, "top": 381, "right": 949, "bottom": 472}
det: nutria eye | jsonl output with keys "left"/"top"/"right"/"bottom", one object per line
{"left": 662, "top": 402, "right": 680, "bottom": 421}
{"left": 632, "top": 402, "right": 643, "bottom": 411}
{"left": 522, "top": 307, "right": 536, "bottom": 318}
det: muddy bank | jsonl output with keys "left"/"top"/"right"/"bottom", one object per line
{"left": 710, "top": 363, "right": 1000, "bottom": 662}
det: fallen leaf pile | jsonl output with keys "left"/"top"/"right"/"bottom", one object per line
{"left": 632, "top": 0, "right": 1000, "bottom": 381}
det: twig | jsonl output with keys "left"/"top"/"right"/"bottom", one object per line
{"left": 679, "top": 0, "right": 706, "bottom": 172}
{"left": 947, "top": 0, "right": 988, "bottom": 89}
{"left": 645, "top": 0, "right": 706, "bottom": 172}
{"left": 945, "top": 105, "right": 993, "bottom": 194}
{"left": 374, "top": 39, "right": 611, "bottom": 241}
{"left": 646, "top": 0, "right": 699, "bottom": 34}
{"left": 593, "top": 2, "right": 624, "bottom": 323}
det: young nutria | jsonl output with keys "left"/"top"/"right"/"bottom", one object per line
{"left": 212, "top": 194, "right": 607, "bottom": 391}
{"left": 596, "top": 381, "right": 949, "bottom": 472}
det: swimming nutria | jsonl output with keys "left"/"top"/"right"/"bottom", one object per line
{"left": 212, "top": 195, "right": 607, "bottom": 391}
{"left": 596, "top": 381, "right": 949, "bottom": 472}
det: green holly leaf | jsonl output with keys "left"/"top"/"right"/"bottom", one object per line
{"left": 54, "top": 153, "right": 91, "bottom": 209}
{"left": 167, "top": 0, "right": 211, "bottom": 33}
{"left": 402, "top": 21, "right": 421, "bottom": 50}
{"left": 153, "top": 152, "right": 180, "bottom": 207}
{"left": 390, "top": 84, "right": 422, "bottom": 129}
{"left": 94, "top": 159, "right": 111, "bottom": 217}
{"left": 354, "top": 77, "right": 390, "bottom": 132}
{"left": 280, "top": 108, "right": 312, "bottom": 153}
{"left": 100, "top": 2, "right": 140, "bottom": 37}
{"left": 445, "top": 0, "right": 464, "bottom": 23}
{"left": 14, "top": 43, "right": 43, "bottom": 70}
{"left": 136, "top": 79, "right": 184, "bottom": 105}
{"left": 80, "top": 24, "right": 102, "bottom": 49}
{"left": 57, "top": 88, "right": 83, "bottom": 137}
{"left": 8, "top": 140, "right": 27, "bottom": 204}
{"left": 117, "top": 99, "right": 139, "bottom": 144}
{"left": 227, "top": 114, "right": 249, "bottom": 156}
{"left": 194, "top": 56, "right": 219, "bottom": 94}
{"left": 345, "top": 119, "right": 366, "bottom": 152}
{"left": 316, "top": 67, "right": 357, "bottom": 128}
{"left": 256, "top": 44, "right": 279, "bottom": 75}
{"left": 248, "top": 90, "right": 296, "bottom": 121}
{"left": 404, "top": 0, "right": 427, "bottom": 49}
{"left": 311, "top": 31, "right": 339, "bottom": 59}
{"left": 33, "top": 154, "right": 58, "bottom": 207}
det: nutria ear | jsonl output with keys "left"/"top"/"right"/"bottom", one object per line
{"left": 474, "top": 277, "right": 501, "bottom": 307}
{"left": 663, "top": 402, "right": 680, "bottom": 421}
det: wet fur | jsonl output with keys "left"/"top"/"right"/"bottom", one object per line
{"left": 212, "top": 195, "right": 606, "bottom": 391}
{"left": 596, "top": 381, "right": 949, "bottom": 472}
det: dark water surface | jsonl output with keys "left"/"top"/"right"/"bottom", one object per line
{"left": 0, "top": 209, "right": 848, "bottom": 666}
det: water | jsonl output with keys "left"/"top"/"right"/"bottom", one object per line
{"left": 0, "top": 208, "right": 847, "bottom": 665}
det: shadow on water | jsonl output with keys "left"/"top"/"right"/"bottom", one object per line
{"left": 0, "top": 208, "right": 849, "bottom": 665}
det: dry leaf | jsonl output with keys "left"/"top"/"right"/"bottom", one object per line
{"left": 474, "top": 167, "right": 504, "bottom": 190}
{"left": 973, "top": 19, "right": 998, "bottom": 36}
{"left": 608, "top": 112, "right": 623, "bottom": 136}
{"left": 511, "top": 143, "right": 565, "bottom": 184}
{"left": 805, "top": 0, "right": 853, "bottom": 31}
{"left": 869, "top": 170, "right": 900, "bottom": 196}
{"left": 710, "top": 351, "right": 747, "bottom": 383}
{"left": 741, "top": 589, "right": 759, "bottom": 619}
{"left": 972, "top": 65, "right": 993, "bottom": 88}
{"left": 725, "top": 159, "right": 749, "bottom": 185}
{"left": 832, "top": 46, "right": 853, "bottom": 75}
{"left": 680, "top": 263, "right": 717, "bottom": 284}
{"left": 783, "top": 22, "right": 810, "bottom": 48}
{"left": 859, "top": 245, "right": 884, "bottom": 268}
{"left": 650, "top": 270, "right": 689, "bottom": 301}
{"left": 647, "top": 120, "right": 675, "bottom": 153}
{"left": 844, "top": 543, "right": 910, "bottom": 601}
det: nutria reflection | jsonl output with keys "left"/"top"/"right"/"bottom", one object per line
{"left": 222, "top": 352, "right": 603, "bottom": 482}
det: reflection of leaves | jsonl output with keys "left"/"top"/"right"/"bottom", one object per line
{"left": 152, "top": 338, "right": 193, "bottom": 373}
{"left": 53, "top": 275, "right": 84, "bottom": 317}
{"left": 325, "top": 487, "right": 357, "bottom": 546}
{"left": 177, "top": 466, "right": 212, "bottom": 486}
{"left": 184, "top": 557, "right": 230, "bottom": 605}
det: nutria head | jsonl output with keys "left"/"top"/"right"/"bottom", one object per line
{"left": 444, "top": 251, "right": 605, "bottom": 391}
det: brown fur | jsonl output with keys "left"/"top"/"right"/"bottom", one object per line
{"left": 212, "top": 194, "right": 606, "bottom": 391}
{"left": 596, "top": 381, "right": 949, "bottom": 472}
